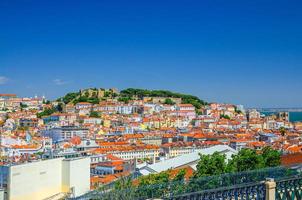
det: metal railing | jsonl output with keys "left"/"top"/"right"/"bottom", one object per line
{"left": 169, "top": 181, "right": 266, "bottom": 200}
{"left": 275, "top": 175, "right": 302, "bottom": 200}
{"left": 70, "top": 166, "right": 299, "bottom": 200}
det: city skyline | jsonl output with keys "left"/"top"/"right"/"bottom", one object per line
{"left": 1, "top": 0, "right": 302, "bottom": 108}
{"left": 1, "top": 1, "right": 302, "bottom": 199}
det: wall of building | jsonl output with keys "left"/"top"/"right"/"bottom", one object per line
{"left": 0, "top": 188, "right": 5, "bottom": 200}
{"left": 6, "top": 157, "right": 90, "bottom": 200}
{"left": 62, "top": 157, "right": 90, "bottom": 197}
{"left": 7, "top": 158, "right": 64, "bottom": 200}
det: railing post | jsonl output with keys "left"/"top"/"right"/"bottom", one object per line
{"left": 265, "top": 178, "right": 276, "bottom": 200}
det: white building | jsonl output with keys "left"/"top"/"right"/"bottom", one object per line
{"left": 162, "top": 145, "right": 205, "bottom": 159}
{"left": 117, "top": 105, "right": 134, "bottom": 114}
{"left": 236, "top": 105, "right": 245, "bottom": 113}
{"left": 42, "top": 126, "right": 89, "bottom": 142}
{"left": 83, "top": 117, "right": 102, "bottom": 125}
{"left": 248, "top": 109, "right": 261, "bottom": 120}
{"left": 138, "top": 145, "right": 237, "bottom": 176}
{"left": 0, "top": 157, "right": 90, "bottom": 200}
{"left": 110, "top": 148, "right": 160, "bottom": 161}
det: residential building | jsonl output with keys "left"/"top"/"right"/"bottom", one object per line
{"left": 0, "top": 157, "right": 90, "bottom": 200}
{"left": 42, "top": 126, "right": 89, "bottom": 142}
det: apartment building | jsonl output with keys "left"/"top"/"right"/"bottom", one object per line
{"left": 0, "top": 157, "right": 90, "bottom": 200}
{"left": 42, "top": 126, "right": 89, "bottom": 142}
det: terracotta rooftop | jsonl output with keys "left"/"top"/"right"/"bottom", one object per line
{"left": 281, "top": 153, "right": 302, "bottom": 166}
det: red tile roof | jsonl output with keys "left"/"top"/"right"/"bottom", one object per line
{"left": 281, "top": 153, "right": 302, "bottom": 166}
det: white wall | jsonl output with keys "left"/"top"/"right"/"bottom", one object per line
{"left": 7, "top": 157, "right": 90, "bottom": 200}
{"left": 8, "top": 158, "right": 64, "bottom": 200}
{"left": 0, "top": 188, "right": 5, "bottom": 200}
{"left": 62, "top": 157, "right": 90, "bottom": 197}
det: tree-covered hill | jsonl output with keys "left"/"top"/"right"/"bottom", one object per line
{"left": 120, "top": 88, "right": 207, "bottom": 109}
{"left": 56, "top": 88, "right": 207, "bottom": 109}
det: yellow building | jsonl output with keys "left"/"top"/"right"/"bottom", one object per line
{"left": 103, "top": 119, "right": 111, "bottom": 128}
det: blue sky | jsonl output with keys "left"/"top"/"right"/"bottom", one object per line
{"left": 1, "top": 0, "right": 302, "bottom": 108}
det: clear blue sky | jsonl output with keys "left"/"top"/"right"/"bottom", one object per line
{"left": 1, "top": 0, "right": 302, "bottom": 108}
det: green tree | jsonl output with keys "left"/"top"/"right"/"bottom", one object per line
{"left": 171, "top": 169, "right": 186, "bottom": 196}
{"left": 90, "top": 111, "right": 100, "bottom": 118}
{"left": 194, "top": 152, "right": 227, "bottom": 178}
{"left": 220, "top": 114, "right": 231, "bottom": 120}
{"left": 120, "top": 88, "right": 207, "bottom": 109}
{"left": 42, "top": 99, "right": 51, "bottom": 104}
{"left": 56, "top": 103, "right": 63, "bottom": 112}
{"left": 104, "top": 91, "right": 111, "bottom": 98}
{"left": 84, "top": 91, "right": 89, "bottom": 97}
{"left": 137, "top": 171, "right": 170, "bottom": 198}
{"left": 118, "top": 97, "right": 131, "bottom": 104}
{"left": 20, "top": 103, "right": 28, "bottom": 109}
{"left": 173, "top": 169, "right": 186, "bottom": 182}
{"left": 235, "top": 106, "right": 243, "bottom": 114}
{"left": 138, "top": 171, "right": 170, "bottom": 186}
{"left": 62, "top": 92, "right": 80, "bottom": 104}
{"left": 112, "top": 92, "right": 118, "bottom": 98}
{"left": 229, "top": 149, "right": 265, "bottom": 172}
{"left": 77, "top": 96, "right": 88, "bottom": 103}
{"left": 37, "top": 108, "right": 56, "bottom": 118}
{"left": 262, "top": 146, "right": 281, "bottom": 167}
{"left": 114, "top": 176, "right": 133, "bottom": 190}
{"left": 279, "top": 127, "right": 286, "bottom": 136}
{"left": 87, "top": 97, "right": 99, "bottom": 104}
{"left": 92, "top": 91, "right": 97, "bottom": 98}
{"left": 164, "top": 98, "right": 175, "bottom": 105}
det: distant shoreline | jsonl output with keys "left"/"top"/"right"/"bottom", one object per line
{"left": 261, "top": 111, "right": 302, "bottom": 123}
{"left": 249, "top": 108, "right": 302, "bottom": 112}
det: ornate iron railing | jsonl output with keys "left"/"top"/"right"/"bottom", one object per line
{"left": 276, "top": 176, "right": 302, "bottom": 200}
{"left": 168, "top": 182, "right": 266, "bottom": 200}
{"left": 70, "top": 166, "right": 298, "bottom": 200}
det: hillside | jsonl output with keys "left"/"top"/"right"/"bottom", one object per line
{"left": 120, "top": 88, "right": 207, "bottom": 109}
{"left": 57, "top": 88, "right": 207, "bottom": 109}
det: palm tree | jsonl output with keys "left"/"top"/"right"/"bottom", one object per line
{"left": 279, "top": 127, "right": 286, "bottom": 137}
